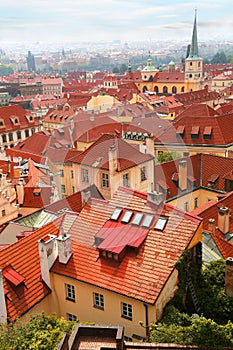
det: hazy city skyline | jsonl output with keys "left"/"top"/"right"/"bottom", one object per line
{"left": 0, "top": 0, "right": 232, "bottom": 47}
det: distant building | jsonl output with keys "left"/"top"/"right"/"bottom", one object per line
{"left": 26, "top": 51, "right": 36, "bottom": 72}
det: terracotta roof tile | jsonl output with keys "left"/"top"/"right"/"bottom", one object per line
{"left": 51, "top": 187, "right": 202, "bottom": 304}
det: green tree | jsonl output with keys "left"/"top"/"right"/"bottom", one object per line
{"left": 0, "top": 313, "right": 75, "bottom": 350}
{"left": 0, "top": 65, "right": 14, "bottom": 76}
{"left": 112, "top": 66, "right": 119, "bottom": 73}
{"left": 211, "top": 51, "right": 227, "bottom": 64}
{"left": 156, "top": 151, "right": 182, "bottom": 163}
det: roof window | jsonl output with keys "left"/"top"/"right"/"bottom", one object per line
{"left": 131, "top": 212, "right": 144, "bottom": 226}
{"left": 3, "top": 265, "right": 24, "bottom": 287}
{"left": 142, "top": 214, "right": 154, "bottom": 228}
{"left": 110, "top": 208, "right": 122, "bottom": 221}
{"left": 154, "top": 217, "right": 167, "bottom": 231}
{"left": 121, "top": 210, "right": 133, "bottom": 223}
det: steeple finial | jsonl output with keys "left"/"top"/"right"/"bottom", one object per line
{"left": 189, "top": 9, "right": 199, "bottom": 59}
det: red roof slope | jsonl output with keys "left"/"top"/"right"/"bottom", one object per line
{"left": 158, "top": 111, "right": 233, "bottom": 146}
{"left": 0, "top": 217, "right": 65, "bottom": 320}
{"left": 51, "top": 187, "right": 202, "bottom": 304}
{"left": 68, "top": 133, "right": 154, "bottom": 170}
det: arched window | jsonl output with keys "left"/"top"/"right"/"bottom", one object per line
{"left": 163, "top": 86, "right": 168, "bottom": 94}
{"left": 181, "top": 86, "right": 185, "bottom": 92}
{"left": 143, "top": 86, "right": 148, "bottom": 93}
{"left": 154, "top": 86, "right": 159, "bottom": 94}
{"left": 172, "top": 86, "right": 177, "bottom": 94}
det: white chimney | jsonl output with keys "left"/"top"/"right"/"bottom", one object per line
{"left": 218, "top": 206, "right": 230, "bottom": 234}
{"left": 208, "top": 218, "right": 216, "bottom": 234}
{"left": 0, "top": 270, "right": 7, "bottom": 323}
{"left": 38, "top": 235, "right": 58, "bottom": 288}
{"left": 81, "top": 189, "right": 91, "bottom": 206}
{"left": 225, "top": 257, "right": 233, "bottom": 297}
{"left": 56, "top": 233, "right": 72, "bottom": 264}
{"left": 179, "top": 160, "right": 187, "bottom": 191}
{"left": 147, "top": 184, "right": 164, "bottom": 206}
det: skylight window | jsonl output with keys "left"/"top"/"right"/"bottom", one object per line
{"left": 131, "top": 212, "right": 144, "bottom": 226}
{"left": 110, "top": 208, "right": 122, "bottom": 221}
{"left": 121, "top": 210, "right": 133, "bottom": 223}
{"left": 154, "top": 218, "right": 167, "bottom": 231}
{"left": 142, "top": 214, "right": 154, "bottom": 228}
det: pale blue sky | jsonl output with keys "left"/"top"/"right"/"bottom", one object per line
{"left": 0, "top": 0, "right": 232, "bottom": 44}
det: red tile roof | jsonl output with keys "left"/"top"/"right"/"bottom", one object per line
{"left": 0, "top": 217, "right": 65, "bottom": 320}
{"left": 158, "top": 110, "right": 233, "bottom": 146}
{"left": 68, "top": 133, "right": 154, "bottom": 170}
{"left": 51, "top": 187, "right": 202, "bottom": 305}
{"left": 0, "top": 104, "right": 40, "bottom": 132}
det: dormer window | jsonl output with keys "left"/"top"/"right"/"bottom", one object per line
{"left": 3, "top": 265, "right": 24, "bottom": 287}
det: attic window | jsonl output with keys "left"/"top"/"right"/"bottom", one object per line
{"left": 142, "top": 214, "right": 154, "bottom": 228}
{"left": 154, "top": 217, "right": 167, "bottom": 231}
{"left": 121, "top": 210, "right": 133, "bottom": 223}
{"left": 33, "top": 188, "right": 41, "bottom": 196}
{"left": 203, "top": 126, "right": 212, "bottom": 139}
{"left": 131, "top": 212, "right": 144, "bottom": 226}
{"left": 191, "top": 126, "right": 200, "bottom": 139}
{"left": 3, "top": 265, "right": 24, "bottom": 287}
{"left": 176, "top": 125, "right": 185, "bottom": 136}
{"left": 208, "top": 174, "right": 219, "bottom": 187}
{"left": 110, "top": 208, "right": 122, "bottom": 221}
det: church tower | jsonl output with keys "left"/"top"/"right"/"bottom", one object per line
{"left": 185, "top": 10, "right": 203, "bottom": 90}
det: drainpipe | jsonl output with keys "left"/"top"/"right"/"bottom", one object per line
{"left": 200, "top": 153, "right": 203, "bottom": 187}
{"left": 144, "top": 303, "right": 149, "bottom": 340}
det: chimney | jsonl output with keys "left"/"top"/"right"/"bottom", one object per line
{"left": 16, "top": 181, "right": 24, "bottom": 205}
{"left": 81, "top": 189, "right": 91, "bottom": 206}
{"left": 38, "top": 234, "right": 58, "bottom": 288}
{"left": 218, "top": 206, "right": 230, "bottom": 234}
{"left": 208, "top": 218, "right": 216, "bottom": 234}
{"left": 57, "top": 232, "right": 72, "bottom": 264}
{"left": 225, "top": 257, "right": 233, "bottom": 297}
{"left": 109, "top": 144, "right": 118, "bottom": 175}
{"left": 0, "top": 270, "right": 7, "bottom": 323}
{"left": 179, "top": 160, "right": 187, "bottom": 191}
{"left": 145, "top": 136, "right": 155, "bottom": 156}
{"left": 147, "top": 184, "right": 164, "bottom": 206}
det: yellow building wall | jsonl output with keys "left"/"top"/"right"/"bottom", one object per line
{"left": 56, "top": 163, "right": 75, "bottom": 197}
{"left": 168, "top": 188, "right": 219, "bottom": 213}
{"left": 50, "top": 273, "right": 153, "bottom": 339}
{"left": 73, "top": 160, "right": 154, "bottom": 200}
{"left": 87, "top": 95, "right": 121, "bottom": 112}
{"left": 154, "top": 144, "right": 233, "bottom": 158}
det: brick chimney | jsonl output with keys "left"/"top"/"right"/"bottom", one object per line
{"left": 109, "top": 144, "right": 118, "bottom": 175}
{"left": 225, "top": 257, "right": 233, "bottom": 297}
{"left": 145, "top": 136, "right": 155, "bottom": 156}
{"left": 179, "top": 160, "right": 187, "bottom": 191}
{"left": 208, "top": 218, "right": 216, "bottom": 234}
{"left": 218, "top": 206, "right": 230, "bottom": 234}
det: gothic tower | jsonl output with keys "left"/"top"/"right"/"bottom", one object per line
{"left": 185, "top": 10, "right": 203, "bottom": 90}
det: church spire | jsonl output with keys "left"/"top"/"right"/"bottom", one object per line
{"left": 189, "top": 9, "right": 199, "bottom": 59}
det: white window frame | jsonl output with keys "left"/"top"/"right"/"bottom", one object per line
{"left": 81, "top": 168, "right": 89, "bottom": 183}
{"left": 123, "top": 173, "right": 130, "bottom": 187}
{"left": 121, "top": 302, "right": 132, "bottom": 320}
{"left": 102, "top": 173, "right": 109, "bottom": 188}
{"left": 93, "top": 292, "right": 104, "bottom": 310}
{"left": 65, "top": 283, "right": 76, "bottom": 302}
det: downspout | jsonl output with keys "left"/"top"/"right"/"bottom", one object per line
{"left": 200, "top": 153, "right": 202, "bottom": 187}
{"left": 144, "top": 303, "right": 149, "bottom": 340}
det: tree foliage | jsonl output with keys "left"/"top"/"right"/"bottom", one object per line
{"left": 150, "top": 308, "right": 233, "bottom": 349}
{"left": 0, "top": 313, "right": 75, "bottom": 350}
{"left": 156, "top": 151, "right": 182, "bottom": 163}
{"left": 150, "top": 259, "right": 233, "bottom": 348}
{"left": 0, "top": 65, "right": 14, "bottom": 76}
{"left": 211, "top": 51, "right": 228, "bottom": 64}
